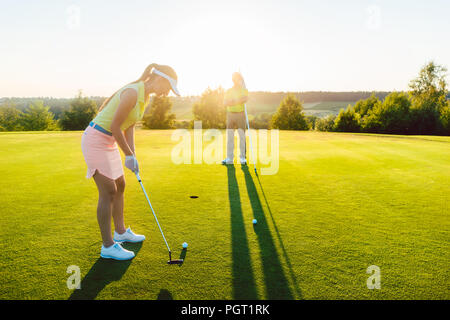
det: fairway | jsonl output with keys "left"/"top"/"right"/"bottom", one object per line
{"left": 0, "top": 130, "right": 448, "bottom": 300}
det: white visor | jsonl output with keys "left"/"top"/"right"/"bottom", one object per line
{"left": 152, "top": 68, "right": 180, "bottom": 96}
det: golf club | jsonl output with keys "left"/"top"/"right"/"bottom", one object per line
{"left": 135, "top": 171, "right": 183, "bottom": 265}
{"left": 240, "top": 73, "right": 258, "bottom": 175}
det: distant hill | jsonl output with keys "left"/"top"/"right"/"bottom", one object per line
{"left": 1, "top": 91, "right": 393, "bottom": 120}
{"left": 172, "top": 91, "right": 392, "bottom": 120}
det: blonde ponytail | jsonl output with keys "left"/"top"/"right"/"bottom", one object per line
{"left": 97, "top": 63, "right": 158, "bottom": 112}
{"left": 132, "top": 63, "right": 158, "bottom": 84}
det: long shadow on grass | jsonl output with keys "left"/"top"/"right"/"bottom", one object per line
{"left": 242, "top": 166, "right": 298, "bottom": 299}
{"left": 68, "top": 242, "right": 142, "bottom": 300}
{"left": 227, "top": 165, "right": 259, "bottom": 299}
{"left": 253, "top": 172, "right": 302, "bottom": 299}
{"left": 157, "top": 289, "right": 173, "bottom": 300}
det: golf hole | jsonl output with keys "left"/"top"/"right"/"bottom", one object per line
{"left": 190, "top": 196, "right": 199, "bottom": 199}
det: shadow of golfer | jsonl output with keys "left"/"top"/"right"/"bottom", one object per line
{"left": 242, "top": 165, "right": 298, "bottom": 299}
{"left": 227, "top": 165, "right": 259, "bottom": 300}
{"left": 253, "top": 172, "right": 302, "bottom": 299}
{"left": 157, "top": 289, "right": 174, "bottom": 300}
{"left": 68, "top": 242, "right": 142, "bottom": 300}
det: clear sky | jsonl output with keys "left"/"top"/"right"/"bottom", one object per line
{"left": 1, "top": 0, "right": 449, "bottom": 97}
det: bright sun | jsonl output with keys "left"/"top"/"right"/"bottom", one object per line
{"left": 169, "top": 12, "right": 262, "bottom": 95}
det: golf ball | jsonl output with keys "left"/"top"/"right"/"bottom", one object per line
{"left": 182, "top": 242, "right": 188, "bottom": 249}
{"left": 252, "top": 219, "right": 257, "bottom": 225}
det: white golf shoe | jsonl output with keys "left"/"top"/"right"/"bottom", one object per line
{"left": 114, "top": 227, "right": 146, "bottom": 243}
{"left": 240, "top": 157, "right": 247, "bottom": 165}
{"left": 100, "top": 242, "right": 135, "bottom": 260}
{"left": 221, "top": 158, "right": 233, "bottom": 165}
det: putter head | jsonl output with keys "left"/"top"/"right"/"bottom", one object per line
{"left": 167, "top": 259, "right": 184, "bottom": 265}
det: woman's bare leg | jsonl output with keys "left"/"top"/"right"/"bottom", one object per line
{"left": 112, "top": 175, "right": 127, "bottom": 234}
{"left": 93, "top": 171, "right": 117, "bottom": 247}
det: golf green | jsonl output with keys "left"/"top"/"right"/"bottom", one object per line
{"left": 0, "top": 130, "right": 448, "bottom": 300}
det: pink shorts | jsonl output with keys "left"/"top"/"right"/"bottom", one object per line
{"left": 81, "top": 125, "right": 124, "bottom": 180}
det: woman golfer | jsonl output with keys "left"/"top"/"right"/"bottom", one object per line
{"left": 222, "top": 72, "right": 249, "bottom": 165}
{"left": 81, "top": 64, "right": 180, "bottom": 260}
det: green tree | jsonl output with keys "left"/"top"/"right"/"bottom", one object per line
{"left": 363, "top": 92, "right": 411, "bottom": 134}
{"left": 174, "top": 120, "right": 190, "bottom": 129}
{"left": 249, "top": 112, "right": 272, "bottom": 129}
{"left": 271, "top": 94, "right": 309, "bottom": 130}
{"left": 20, "top": 101, "right": 59, "bottom": 131}
{"left": 334, "top": 106, "right": 361, "bottom": 132}
{"left": 60, "top": 93, "right": 98, "bottom": 130}
{"left": 0, "top": 104, "right": 23, "bottom": 131}
{"left": 143, "top": 95, "right": 176, "bottom": 129}
{"left": 192, "top": 87, "right": 226, "bottom": 129}
{"left": 362, "top": 112, "right": 382, "bottom": 133}
{"left": 315, "top": 115, "right": 336, "bottom": 132}
{"left": 439, "top": 104, "right": 450, "bottom": 135}
{"left": 305, "top": 115, "right": 318, "bottom": 130}
{"left": 354, "top": 93, "right": 381, "bottom": 118}
{"left": 408, "top": 61, "right": 448, "bottom": 134}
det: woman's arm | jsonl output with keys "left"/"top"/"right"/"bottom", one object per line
{"left": 124, "top": 124, "right": 135, "bottom": 155}
{"left": 224, "top": 96, "right": 248, "bottom": 106}
{"left": 111, "top": 88, "right": 137, "bottom": 156}
{"left": 223, "top": 98, "right": 232, "bottom": 107}
{"left": 236, "top": 96, "right": 248, "bottom": 104}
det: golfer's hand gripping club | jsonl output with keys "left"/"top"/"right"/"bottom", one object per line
{"left": 125, "top": 155, "right": 139, "bottom": 172}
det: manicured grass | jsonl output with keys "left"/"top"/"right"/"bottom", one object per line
{"left": 0, "top": 130, "right": 448, "bottom": 300}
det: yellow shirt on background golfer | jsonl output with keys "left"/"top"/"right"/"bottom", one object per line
{"left": 92, "top": 81, "right": 150, "bottom": 131}
{"left": 225, "top": 86, "right": 248, "bottom": 113}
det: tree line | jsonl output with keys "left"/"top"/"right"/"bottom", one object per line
{"left": 0, "top": 92, "right": 176, "bottom": 131}
{"left": 314, "top": 62, "right": 450, "bottom": 135}
{"left": 1, "top": 91, "right": 392, "bottom": 129}
{"left": 180, "top": 62, "right": 449, "bottom": 135}
{"left": 0, "top": 92, "right": 98, "bottom": 131}
{"left": 1, "top": 61, "right": 449, "bottom": 135}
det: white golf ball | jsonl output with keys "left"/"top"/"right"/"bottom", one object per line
{"left": 252, "top": 219, "right": 257, "bottom": 225}
{"left": 182, "top": 242, "right": 188, "bottom": 249}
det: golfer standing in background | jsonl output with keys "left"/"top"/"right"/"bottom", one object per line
{"left": 81, "top": 63, "right": 180, "bottom": 261}
{"left": 222, "top": 72, "right": 249, "bottom": 165}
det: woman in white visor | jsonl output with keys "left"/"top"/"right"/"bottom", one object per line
{"left": 81, "top": 63, "right": 180, "bottom": 260}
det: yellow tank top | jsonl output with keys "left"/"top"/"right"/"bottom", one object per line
{"left": 225, "top": 86, "right": 248, "bottom": 113}
{"left": 93, "top": 81, "right": 149, "bottom": 131}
